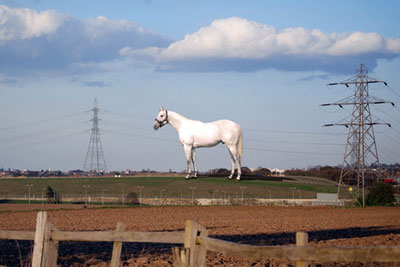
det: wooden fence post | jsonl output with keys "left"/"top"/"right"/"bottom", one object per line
{"left": 32, "top": 211, "right": 59, "bottom": 267}
{"left": 172, "top": 247, "right": 190, "bottom": 267}
{"left": 184, "top": 220, "right": 208, "bottom": 267}
{"left": 296, "top": 231, "right": 309, "bottom": 267}
{"left": 110, "top": 221, "right": 125, "bottom": 267}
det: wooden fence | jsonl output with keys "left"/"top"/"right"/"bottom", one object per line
{"left": 0, "top": 211, "right": 400, "bottom": 266}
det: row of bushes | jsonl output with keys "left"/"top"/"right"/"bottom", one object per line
{"left": 206, "top": 167, "right": 272, "bottom": 177}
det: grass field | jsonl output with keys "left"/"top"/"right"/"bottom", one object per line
{"left": 0, "top": 175, "right": 339, "bottom": 200}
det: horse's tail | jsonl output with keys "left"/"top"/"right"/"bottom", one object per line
{"left": 237, "top": 126, "right": 243, "bottom": 164}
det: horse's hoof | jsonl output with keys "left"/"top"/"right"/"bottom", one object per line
{"left": 185, "top": 176, "right": 190, "bottom": 180}
{"left": 236, "top": 177, "right": 241, "bottom": 181}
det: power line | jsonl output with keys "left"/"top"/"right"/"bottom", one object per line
{"left": 101, "top": 119, "right": 151, "bottom": 132}
{"left": 101, "top": 119, "right": 132, "bottom": 127}
{"left": 387, "top": 85, "right": 400, "bottom": 100}
{"left": 100, "top": 119, "right": 346, "bottom": 146}
{"left": 103, "top": 110, "right": 152, "bottom": 121}
{"left": 372, "top": 105, "right": 400, "bottom": 125}
{"left": 392, "top": 127, "right": 400, "bottom": 136}
{"left": 0, "top": 122, "right": 86, "bottom": 143}
{"left": 103, "top": 129, "right": 176, "bottom": 143}
{"left": 0, "top": 111, "right": 86, "bottom": 132}
{"left": 103, "top": 129, "right": 345, "bottom": 151}
{"left": 245, "top": 138, "right": 344, "bottom": 147}
{"left": 245, "top": 147, "right": 342, "bottom": 156}
{"left": 378, "top": 131, "right": 400, "bottom": 146}
{"left": 102, "top": 116, "right": 344, "bottom": 137}
{"left": 378, "top": 144, "right": 400, "bottom": 158}
{"left": 377, "top": 152, "right": 397, "bottom": 165}
{"left": 0, "top": 130, "right": 87, "bottom": 152}
{"left": 245, "top": 128, "right": 342, "bottom": 135}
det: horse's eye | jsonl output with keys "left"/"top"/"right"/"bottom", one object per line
{"left": 160, "top": 115, "right": 164, "bottom": 118}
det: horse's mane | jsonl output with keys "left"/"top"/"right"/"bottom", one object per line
{"left": 170, "top": 110, "right": 189, "bottom": 121}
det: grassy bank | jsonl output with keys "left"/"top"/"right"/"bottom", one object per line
{"left": 0, "top": 175, "right": 338, "bottom": 200}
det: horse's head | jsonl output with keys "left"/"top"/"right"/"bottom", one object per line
{"left": 154, "top": 107, "right": 169, "bottom": 130}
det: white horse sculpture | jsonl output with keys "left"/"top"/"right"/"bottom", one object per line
{"left": 154, "top": 107, "right": 243, "bottom": 180}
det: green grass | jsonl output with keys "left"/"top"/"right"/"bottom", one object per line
{"left": 0, "top": 175, "right": 338, "bottom": 199}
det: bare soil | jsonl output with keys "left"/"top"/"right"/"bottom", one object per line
{"left": 0, "top": 204, "right": 400, "bottom": 266}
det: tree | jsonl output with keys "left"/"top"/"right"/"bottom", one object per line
{"left": 45, "top": 186, "right": 55, "bottom": 203}
{"left": 240, "top": 167, "right": 252, "bottom": 176}
{"left": 365, "top": 182, "right": 395, "bottom": 206}
{"left": 211, "top": 168, "right": 231, "bottom": 177}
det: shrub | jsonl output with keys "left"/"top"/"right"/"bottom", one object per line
{"left": 45, "top": 186, "right": 55, "bottom": 203}
{"left": 126, "top": 192, "right": 139, "bottom": 205}
{"left": 365, "top": 182, "right": 395, "bottom": 206}
{"left": 240, "top": 167, "right": 252, "bottom": 176}
{"left": 252, "top": 168, "right": 271, "bottom": 177}
{"left": 214, "top": 168, "right": 231, "bottom": 177}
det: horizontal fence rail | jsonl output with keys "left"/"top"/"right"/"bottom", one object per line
{"left": 197, "top": 236, "right": 400, "bottom": 263}
{"left": 51, "top": 231, "right": 184, "bottom": 244}
{"left": 0, "top": 211, "right": 400, "bottom": 266}
{"left": 0, "top": 229, "right": 184, "bottom": 244}
{"left": 0, "top": 230, "right": 35, "bottom": 241}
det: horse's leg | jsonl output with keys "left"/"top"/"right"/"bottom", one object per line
{"left": 229, "top": 155, "right": 235, "bottom": 179}
{"left": 227, "top": 145, "right": 235, "bottom": 179}
{"left": 227, "top": 144, "right": 241, "bottom": 181}
{"left": 183, "top": 144, "right": 193, "bottom": 179}
{"left": 236, "top": 151, "right": 242, "bottom": 181}
{"left": 192, "top": 149, "right": 198, "bottom": 178}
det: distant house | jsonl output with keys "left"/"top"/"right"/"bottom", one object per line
{"left": 250, "top": 167, "right": 285, "bottom": 177}
{"left": 271, "top": 168, "right": 286, "bottom": 177}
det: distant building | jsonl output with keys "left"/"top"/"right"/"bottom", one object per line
{"left": 271, "top": 168, "right": 286, "bottom": 177}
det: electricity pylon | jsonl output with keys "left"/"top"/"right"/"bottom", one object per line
{"left": 83, "top": 98, "right": 107, "bottom": 173}
{"left": 321, "top": 64, "right": 393, "bottom": 206}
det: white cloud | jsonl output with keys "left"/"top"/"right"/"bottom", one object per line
{"left": 120, "top": 46, "right": 162, "bottom": 58}
{"left": 84, "top": 15, "right": 146, "bottom": 40}
{"left": 386, "top": 38, "right": 400, "bottom": 53}
{"left": 121, "top": 17, "right": 400, "bottom": 73}
{"left": 1, "top": 6, "right": 399, "bottom": 76}
{"left": 156, "top": 17, "right": 398, "bottom": 58}
{"left": 326, "top": 31, "right": 384, "bottom": 55}
{"left": 0, "top": 5, "right": 171, "bottom": 79}
{"left": 163, "top": 17, "right": 278, "bottom": 59}
{"left": 0, "top": 5, "right": 65, "bottom": 42}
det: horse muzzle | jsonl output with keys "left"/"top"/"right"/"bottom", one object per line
{"left": 153, "top": 120, "right": 161, "bottom": 130}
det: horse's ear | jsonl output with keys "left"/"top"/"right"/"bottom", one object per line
{"left": 160, "top": 107, "right": 165, "bottom": 111}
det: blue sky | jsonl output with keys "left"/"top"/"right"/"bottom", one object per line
{"left": 1, "top": 0, "right": 400, "bottom": 172}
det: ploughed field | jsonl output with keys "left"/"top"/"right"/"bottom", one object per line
{"left": 0, "top": 204, "right": 400, "bottom": 266}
